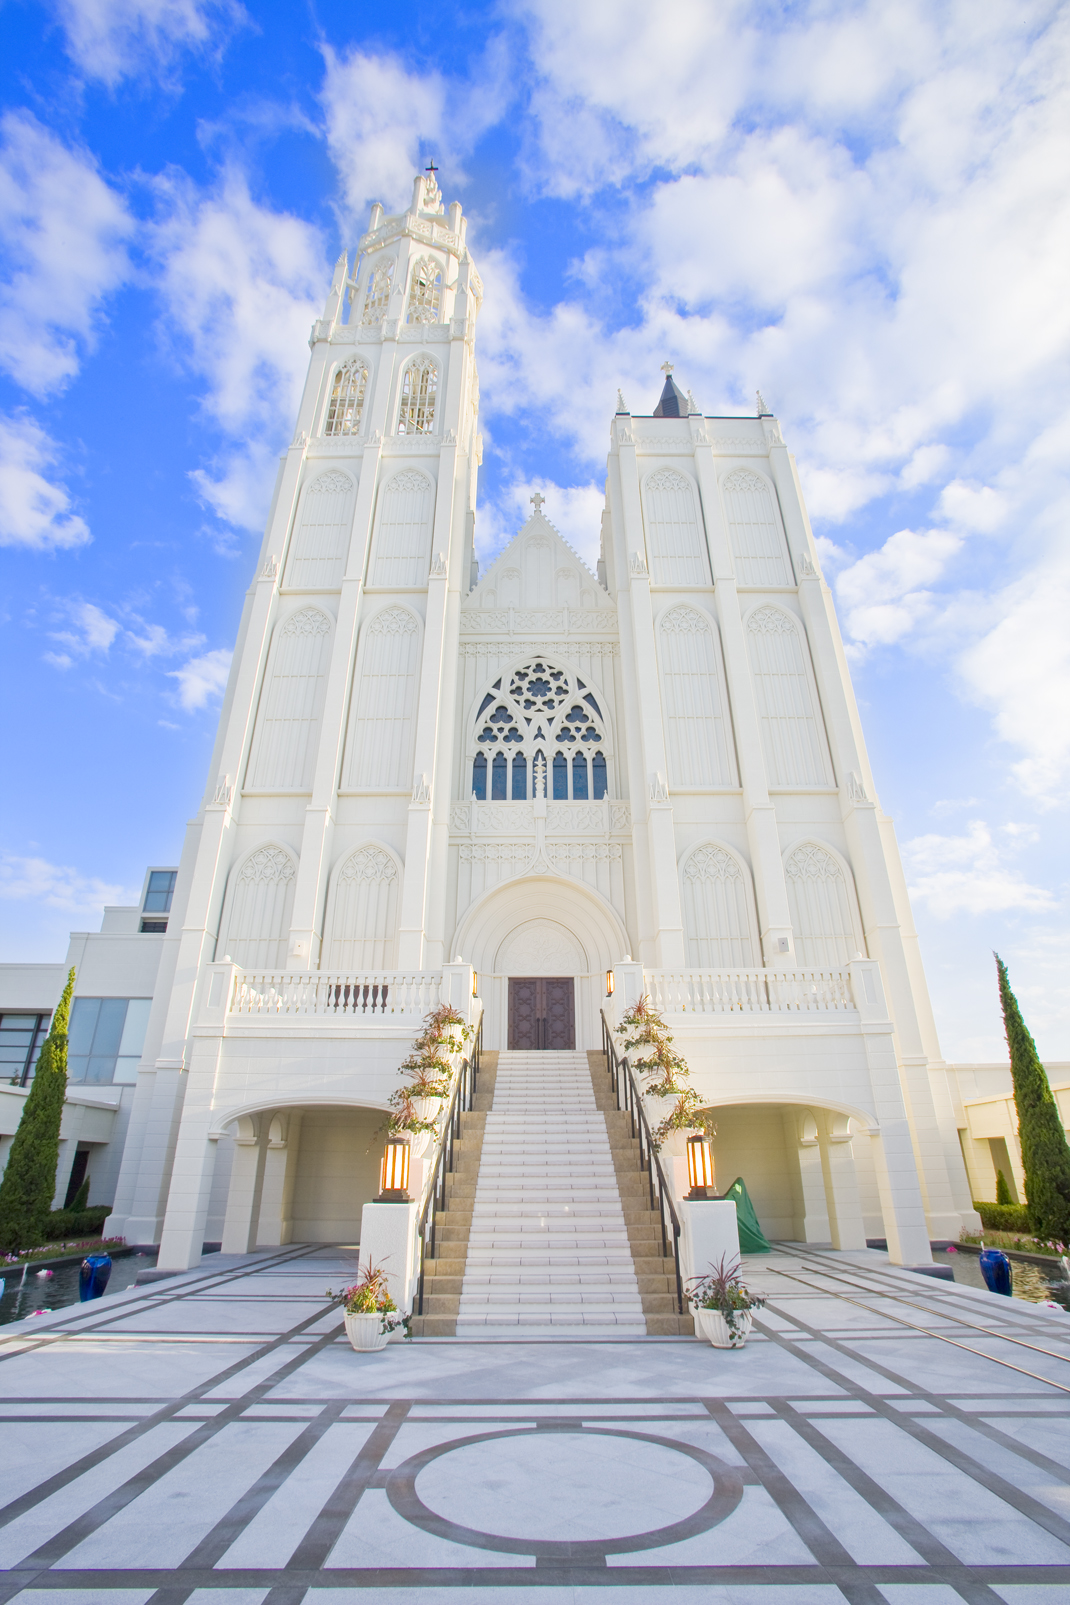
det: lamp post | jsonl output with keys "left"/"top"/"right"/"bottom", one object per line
{"left": 606, "top": 969, "right": 615, "bottom": 997}
{"left": 376, "top": 1135, "right": 412, "bottom": 1202}
{"left": 685, "top": 1133, "right": 715, "bottom": 1200}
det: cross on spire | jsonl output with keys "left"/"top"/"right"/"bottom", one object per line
{"left": 530, "top": 491, "right": 546, "bottom": 512}
{"left": 661, "top": 360, "right": 674, "bottom": 375}
{"left": 425, "top": 160, "right": 439, "bottom": 176}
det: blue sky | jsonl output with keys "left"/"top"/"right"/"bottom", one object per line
{"left": 1, "top": 0, "right": 1068, "bottom": 1063}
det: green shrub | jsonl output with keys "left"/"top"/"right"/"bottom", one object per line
{"left": 0, "top": 968, "right": 74, "bottom": 1252}
{"left": 995, "top": 1168, "right": 1013, "bottom": 1205}
{"left": 45, "top": 1205, "right": 111, "bottom": 1239}
{"left": 68, "top": 1177, "right": 91, "bottom": 1213}
{"left": 996, "top": 955, "right": 1070, "bottom": 1245}
{"left": 973, "top": 1199, "right": 1032, "bottom": 1233}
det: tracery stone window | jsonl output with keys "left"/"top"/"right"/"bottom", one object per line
{"left": 398, "top": 357, "right": 437, "bottom": 434}
{"left": 469, "top": 660, "right": 611, "bottom": 802}
{"left": 217, "top": 844, "right": 297, "bottom": 970}
{"left": 406, "top": 256, "right": 443, "bottom": 323}
{"left": 324, "top": 360, "right": 367, "bottom": 436}
{"left": 680, "top": 843, "right": 756, "bottom": 967}
{"left": 785, "top": 842, "right": 858, "bottom": 968}
{"left": 361, "top": 261, "right": 393, "bottom": 326}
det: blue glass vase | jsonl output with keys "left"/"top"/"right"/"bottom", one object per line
{"left": 979, "top": 1248, "right": 1012, "bottom": 1297}
{"left": 79, "top": 1254, "right": 112, "bottom": 1302}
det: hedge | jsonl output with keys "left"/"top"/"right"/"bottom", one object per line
{"left": 44, "top": 1205, "right": 112, "bottom": 1240}
{"left": 972, "top": 1200, "right": 1033, "bottom": 1233}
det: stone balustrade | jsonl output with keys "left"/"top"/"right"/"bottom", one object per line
{"left": 643, "top": 967, "right": 855, "bottom": 1014}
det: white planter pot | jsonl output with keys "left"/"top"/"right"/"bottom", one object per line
{"left": 695, "top": 1306, "right": 753, "bottom": 1348}
{"left": 408, "top": 1098, "right": 443, "bottom": 1158}
{"left": 344, "top": 1311, "right": 389, "bottom": 1352}
{"left": 658, "top": 1127, "right": 702, "bottom": 1160}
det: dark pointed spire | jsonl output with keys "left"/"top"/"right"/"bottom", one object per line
{"left": 653, "top": 361, "right": 689, "bottom": 418}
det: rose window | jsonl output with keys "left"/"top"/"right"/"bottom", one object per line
{"left": 470, "top": 659, "right": 610, "bottom": 801}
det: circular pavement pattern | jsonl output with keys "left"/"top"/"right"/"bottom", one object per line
{"left": 386, "top": 1425, "right": 744, "bottom": 1558}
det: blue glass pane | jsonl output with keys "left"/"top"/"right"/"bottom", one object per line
{"left": 68, "top": 1056, "right": 89, "bottom": 1083}
{"left": 552, "top": 752, "right": 568, "bottom": 799}
{"left": 68, "top": 998, "right": 100, "bottom": 1057}
{"left": 491, "top": 752, "right": 507, "bottom": 800}
{"left": 93, "top": 999, "right": 127, "bottom": 1057}
{"left": 572, "top": 754, "right": 589, "bottom": 799}
{"left": 85, "top": 1056, "right": 116, "bottom": 1084}
{"left": 472, "top": 753, "right": 487, "bottom": 800}
{"left": 511, "top": 754, "right": 527, "bottom": 799}
{"left": 593, "top": 753, "right": 608, "bottom": 799}
{"left": 145, "top": 870, "right": 176, "bottom": 912}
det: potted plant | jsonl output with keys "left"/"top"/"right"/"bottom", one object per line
{"left": 386, "top": 1004, "right": 471, "bottom": 1156}
{"left": 688, "top": 1255, "right": 766, "bottom": 1348}
{"left": 327, "top": 1262, "right": 407, "bottom": 1352}
{"left": 616, "top": 995, "right": 714, "bottom": 1155}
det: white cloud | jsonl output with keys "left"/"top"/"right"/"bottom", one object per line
{"left": 45, "top": 600, "right": 119, "bottom": 667}
{"left": 151, "top": 170, "right": 325, "bottom": 531}
{"left": 0, "top": 413, "right": 90, "bottom": 551}
{"left": 833, "top": 527, "right": 963, "bottom": 647}
{"left": 53, "top": 0, "right": 246, "bottom": 87}
{"left": 169, "top": 646, "right": 231, "bottom": 710}
{"left": 903, "top": 820, "right": 1055, "bottom": 917}
{"left": 0, "top": 110, "right": 132, "bottom": 396}
{"left": 0, "top": 852, "right": 133, "bottom": 915}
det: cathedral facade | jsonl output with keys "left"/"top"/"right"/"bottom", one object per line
{"left": 105, "top": 174, "right": 978, "bottom": 1272}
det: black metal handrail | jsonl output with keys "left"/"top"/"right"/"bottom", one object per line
{"left": 415, "top": 1009, "right": 483, "bottom": 1315}
{"left": 601, "top": 1009, "right": 685, "bottom": 1314}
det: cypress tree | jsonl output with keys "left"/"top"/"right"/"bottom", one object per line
{"left": 0, "top": 968, "right": 74, "bottom": 1253}
{"left": 996, "top": 954, "right": 1070, "bottom": 1245}
{"left": 995, "top": 1169, "right": 1012, "bottom": 1205}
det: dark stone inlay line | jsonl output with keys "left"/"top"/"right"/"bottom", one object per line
{"left": 384, "top": 1423, "right": 743, "bottom": 1559}
{"left": 286, "top": 1400, "right": 411, "bottom": 1569}
{"left": 751, "top": 1313, "right": 1066, "bottom": 1598}
{"left": 12, "top": 1562, "right": 1070, "bottom": 1589}
{"left": 177, "top": 1402, "right": 348, "bottom": 1570}
{"left": 0, "top": 1290, "right": 340, "bottom": 1535}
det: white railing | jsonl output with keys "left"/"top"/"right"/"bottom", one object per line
{"left": 230, "top": 970, "right": 444, "bottom": 1019}
{"left": 645, "top": 968, "right": 854, "bottom": 1014}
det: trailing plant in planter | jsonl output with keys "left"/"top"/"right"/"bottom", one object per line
{"left": 615, "top": 994, "right": 714, "bottom": 1152}
{"left": 387, "top": 1004, "right": 472, "bottom": 1141}
{"left": 327, "top": 1260, "right": 407, "bottom": 1350}
{"left": 688, "top": 1255, "right": 767, "bottom": 1348}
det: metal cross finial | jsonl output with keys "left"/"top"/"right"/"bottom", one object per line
{"left": 661, "top": 360, "right": 674, "bottom": 376}
{"left": 425, "top": 160, "right": 439, "bottom": 175}
{"left": 530, "top": 491, "right": 545, "bottom": 512}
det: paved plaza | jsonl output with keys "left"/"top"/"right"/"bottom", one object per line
{"left": 1, "top": 1246, "right": 1069, "bottom": 1604}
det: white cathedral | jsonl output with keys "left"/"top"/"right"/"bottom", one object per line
{"left": 102, "top": 171, "right": 979, "bottom": 1286}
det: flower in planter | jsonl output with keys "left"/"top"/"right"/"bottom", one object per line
{"left": 327, "top": 1260, "right": 408, "bottom": 1336}
{"left": 688, "top": 1254, "right": 767, "bottom": 1345}
{"left": 384, "top": 1003, "right": 473, "bottom": 1138}
{"left": 615, "top": 995, "right": 715, "bottom": 1152}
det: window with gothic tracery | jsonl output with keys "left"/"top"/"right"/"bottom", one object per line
{"left": 469, "top": 659, "right": 611, "bottom": 802}
{"left": 361, "top": 261, "right": 393, "bottom": 326}
{"left": 324, "top": 361, "right": 367, "bottom": 436}
{"left": 406, "top": 256, "right": 443, "bottom": 323}
{"left": 398, "top": 358, "right": 437, "bottom": 434}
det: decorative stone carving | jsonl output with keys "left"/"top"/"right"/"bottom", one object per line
{"left": 648, "top": 773, "right": 669, "bottom": 804}
{"left": 684, "top": 844, "right": 743, "bottom": 881}
{"left": 630, "top": 552, "right": 649, "bottom": 578}
{"left": 281, "top": 607, "right": 331, "bottom": 638}
{"left": 661, "top": 604, "right": 711, "bottom": 633}
{"left": 369, "top": 605, "right": 418, "bottom": 635}
{"left": 846, "top": 771, "right": 869, "bottom": 803}
{"left": 430, "top": 552, "right": 448, "bottom": 577}
{"left": 477, "top": 803, "right": 535, "bottom": 834}
{"left": 747, "top": 605, "right": 796, "bottom": 634}
{"left": 610, "top": 804, "right": 631, "bottom": 830}
{"left": 800, "top": 550, "right": 818, "bottom": 578}
{"left": 338, "top": 845, "right": 397, "bottom": 882}
{"left": 412, "top": 775, "right": 431, "bottom": 803}
{"left": 307, "top": 469, "right": 354, "bottom": 495}
{"left": 546, "top": 842, "right": 622, "bottom": 864}
{"left": 722, "top": 468, "right": 768, "bottom": 493}
{"left": 212, "top": 775, "right": 232, "bottom": 806}
{"left": 707, "top": 436, "right": 768, "bottom": 453}
{"left": 238, "top": 846, "right": 296, "bottom": 885}
{"left": 261, "top": 555, "right": 278, "bottom": 579}
{"left": 450, "top": 804, "right": 472, "bottom": 832}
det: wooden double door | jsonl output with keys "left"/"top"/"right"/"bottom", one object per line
{"left": 508, "top": 977, "right": 576, "bottom": 1050}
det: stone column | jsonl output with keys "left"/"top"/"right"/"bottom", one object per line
{"left": 221, "top": 1115, "right": 267, "bottom": 1255}
{"left": 787, "top": 1110, "right": 831, "bottom": 1241}
{"left": 817, "top": 1113, "right": 867, "bottom": 1250}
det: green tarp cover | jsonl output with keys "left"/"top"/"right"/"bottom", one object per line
{"left": 719, "top": 1176, "right": 772, "bottom": 1253}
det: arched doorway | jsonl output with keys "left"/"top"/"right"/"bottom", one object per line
{"left": 217, "top": 1101, "right": 387, "bottom": 1251}
{"left": 454, "top": 875, "right": 629, "bottom": 1050}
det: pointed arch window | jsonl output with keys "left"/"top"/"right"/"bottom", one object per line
{"left": 658, "top": 605, "right": 736, "bottom": 788}
{"left": 406, "top": 256, "right": 443, "bottom": 323}
{"left": 643, "top": 468, "right": 708, "bottom": 586}
{"left": 217, "top": 845, "right": 297, "bottom": 970}
{"left": 343, "top": 606, "right": 420, "bottom": 790}
{"left": 681, "top": 844, "right": 757, "bottom": 967}
{"left": 470, "top": 659, "right": 612, "bottom": 802}
{"left": 371, "top": 470, "right": 434, "bottom": 586}
{"left": 361, "top": 261, "right": 394, "bottom": 326}
{"left": 746, "top": 606, "right": 832, "bottom": 786}
{"left": 785, "top": 842, "right": 858, "bottom": 967}
{"left": 246, "top": 608, "right": 332, "bottom": 790}
{"left": 723, "top": 470, "right": 792, "bottom": 585}
{"left": 324, "top": 360, "right": 367, "bottom": 436}
{"left": 286, "top": 470, "right": 354, "bottom": 589}
{"left": 398, "top": 357, "right": 437, "bottom": 434}
{"left": 323, "top": 845, "right": 400, "bottom": 970}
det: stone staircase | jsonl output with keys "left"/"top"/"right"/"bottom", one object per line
{"left": 410, "top": 1045, "right": 693, "bottom": 1339}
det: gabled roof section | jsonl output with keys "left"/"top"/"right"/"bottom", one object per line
{"left": 466, "top": 510, "right": 609, "bottom": 610}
